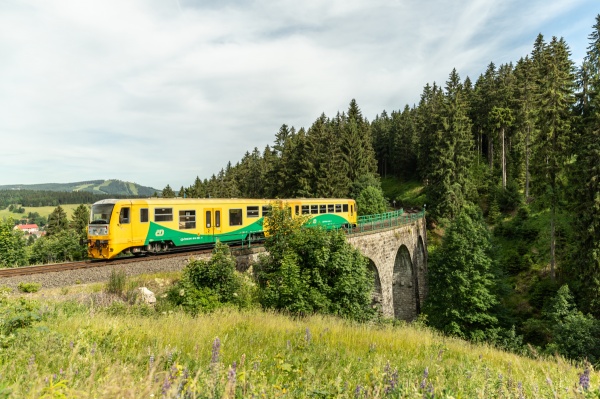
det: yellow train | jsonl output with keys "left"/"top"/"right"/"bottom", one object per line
{"left": 87, "top": 198, "right": 357, "bottom": 259}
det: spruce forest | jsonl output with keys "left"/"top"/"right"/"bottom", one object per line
{"left": 162, "top": 18, "right": 600, "bottom": 363}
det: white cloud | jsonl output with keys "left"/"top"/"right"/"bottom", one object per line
{"left": 0, "top": 0, "right": 596, "bottom": 189}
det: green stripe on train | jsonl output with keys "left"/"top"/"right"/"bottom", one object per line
{"left": 145, "top": 219, "right": 265, "bottom": 247}
{"left": 144, "top": 213, "right": 350, "bottom": 247}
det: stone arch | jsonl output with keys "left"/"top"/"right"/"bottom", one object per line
{"left": 367, "top": 258, "right": 383, "bottom": 314}
{"left": 392, "top": 245, "right": 418, "bottom": 320}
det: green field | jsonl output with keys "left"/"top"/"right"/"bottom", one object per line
{"left": 2, "top": 275, "right": 597, "bottom": 398}
{"left": 0, "top": 204, "right": 84, "bottom": 221}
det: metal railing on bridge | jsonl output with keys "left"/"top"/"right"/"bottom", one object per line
{"left": 238, "top": 208, "right": 425, "bottom": 247}
{"left": 350, "top": 209, "right": 425, "bottom": 234}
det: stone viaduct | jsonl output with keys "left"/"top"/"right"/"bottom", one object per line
{"left": 346, "top": 214, "right": 428, "bottom": 321}
{"left": 234, "top": 213, "right": 428, "bottom": 321}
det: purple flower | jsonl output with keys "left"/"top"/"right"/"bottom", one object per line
{"left": 354, "top": 385, "right": 362, "bottom": 398}
{"left": 228, "top": 361, "right": 237, "bottom": 384}
{"left": 211, "top": 337, "right": 221, "bottom": 364}
{"left": 518, "top": 382, "right": 524, "bottom": 399}
{"left": 579, "top": 367, "right": 590, "bottom": 391}
{"left": 162, "top": 375, "right": 171, "bottom": 396}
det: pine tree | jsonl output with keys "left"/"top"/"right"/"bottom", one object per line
{"left": 530, "top": 36, "right": 576, "bottom": 281}
{"left": 424, "top": 205, "right": 498, "bottom": 339}
{"left": 514, "top": 56, "right": 538, "bottom": 199}
{"left": 70, "top": 204, "right": 90, "bottom": 241}
{"left": 426, "top": 69, "right": 475, "bottom": 220}
{"left": 162, "top": 184, "right": 175, "bottom": 198}
{"left": 46, "top": 205, "right": 69, "bottom": 236}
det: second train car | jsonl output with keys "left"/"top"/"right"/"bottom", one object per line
{"left": 86, "top": 198, "right": 356, "bottom": 259}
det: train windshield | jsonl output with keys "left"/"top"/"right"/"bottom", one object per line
{"left": 90, "top": 204, "right": 115, "bottom": 224}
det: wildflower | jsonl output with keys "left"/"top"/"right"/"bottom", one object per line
{"left": 228, "top": 361, "right": 237, "bottom": 383}
{"left": 383, "top": 362, "right": 399, "bottom": 394}
{"left": 162, "top": 375, "right": 171, "bottom": 396}
{"left": 420, "top": 367, "right": 429, "bottom": 390}
{"left": 579, "top": 367, "right": 590, "bottom": 391}
{"left": 28, "top": 355, "right": 35, "bottom": 366}
{"left": 305, "top": 327, "right": 311, "bottom": 343}
{"left": 354, "top": 385, "right": 362, "bottom": 398}
{"left": 149, "top": 354, "right": 155, "bottom": 366}
{"left": 69, "top": 341, "right": 74, "bottom": 349}
{"left": 211, "top": 337, "right": 221, "bottom": 364}
{"left": 91, "top": 343, "right": 96, "bottom": 355}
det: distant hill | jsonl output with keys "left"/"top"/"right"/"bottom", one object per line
{"left": 0, "top": 180, "right": 160, "bottom": 197}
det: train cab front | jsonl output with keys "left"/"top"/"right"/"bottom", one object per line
{"left": 87, "top": 200, "right": 117, "bottom": 259}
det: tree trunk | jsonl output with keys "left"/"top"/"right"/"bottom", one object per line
{"left": 550, "top": 204, "right": 556, "bottom": 281}
{"left": 501, "top": 126, "right": 506, "bottom": 189}
{"left": 525, "top": 125, "right": 530, "bottom": 199}
{"left": 489, "top": 135, "right": 494, "bottom": 172}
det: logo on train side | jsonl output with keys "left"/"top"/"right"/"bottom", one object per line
{"left": 155, "top": 229, "right": 165, "bottom": 237}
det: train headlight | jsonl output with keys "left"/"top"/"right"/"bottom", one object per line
{"left": 88, "top": 226, "right": 109, "bottom": 236}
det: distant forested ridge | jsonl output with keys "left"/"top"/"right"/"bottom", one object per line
{"left": 0, "top": 180, "right": 159, "bottom": 208}
{"left": 0, "top": 190, "right": 132, "bottom": 208}
{"left": 0, "top": 179, "right": 159, "bottom": 197}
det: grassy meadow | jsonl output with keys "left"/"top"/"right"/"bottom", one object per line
{"left": 0, "top": 204, "right": 82, "bottom": 221}
{"left": 1, "top": 276, "right": 598, "bottom": 398}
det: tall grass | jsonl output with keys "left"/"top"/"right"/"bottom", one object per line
{"left": 1, "top": 303, "right": 597, "bottom": 398}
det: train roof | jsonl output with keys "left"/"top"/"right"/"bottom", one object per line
{"left": 91, "top": 198, "right": 354, "bottom": 206}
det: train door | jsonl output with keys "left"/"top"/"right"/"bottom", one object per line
{"left": 203, "top": 208, "right": 222, "bottom": 241}
{"left": 132, "top": 205, "right": 148, "bottom": 245}
{"left": 116, "top": 202, "right": 133, "bottom": 247}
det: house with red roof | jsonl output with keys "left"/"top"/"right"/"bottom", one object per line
{"left": 14, "top": 224, "right": 39, "bottom": 234}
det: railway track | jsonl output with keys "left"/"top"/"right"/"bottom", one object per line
{"left": 0, "top": 247, "right": 221, "bottom": 279}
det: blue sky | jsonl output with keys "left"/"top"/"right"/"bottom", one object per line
{"left": 0, "top": 0, "right": 597, "bottom": 191}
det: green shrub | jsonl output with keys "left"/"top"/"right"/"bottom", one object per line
{"left": 0, "top": 298, "right": 42, "bottom": 339}
{"left": 167, "top": 241, "right": 247, "bottom": 314}
{"left": 17, "top": 282, "right": 41, "bottom": 293}
{"left": 255, "top": 204, "right": 375, "bottom": 321}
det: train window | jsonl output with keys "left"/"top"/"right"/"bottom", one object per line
{"left": 179, "top": 210, "right": 196, "bottom": 229}
{"left": 328, "top": 204, "right": 334, "bottom": 213}
{"left": 206, "top": 211, "right": 211, "bottom": 228}
{"left": 215, "top": 211, "right": 221, "bottom": 228}
{"left": 229, "top": 209, "right": 242, "bottom": 226}
{"left": 335, "top": 204, "right": 342, "bottom": 213}
{"left": 343, "top": 204, "right": 348, "bottom": 212}
{"left": 310, "top": 205, "right": 318, "bottom": 214}
{"left": 155, "top": 208, "right": 173, "bottom": 222}
{"left": 247, "top": 206, "right": 259, "bottom": 218}
{"left": 119, "top": 207, "right": 130, "bottom": 224}
{"left": 319, "top": 205, "right": 327, "bottom": 214}
{"left": 302, "top": 205, "right": 309, "bottom": 215}
{"left": 262, "top": 206, "right": 271, "bottom": 217}
{"left": 140, "top": 208, "right": 148, "bottom": 223}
